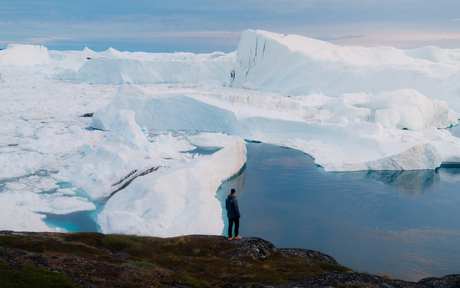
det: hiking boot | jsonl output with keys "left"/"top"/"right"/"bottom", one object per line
{"left": 234, "top": 236, "right": 242, "bottom": 239}
{"left": 228, "top": 237, "right": 233, "bottom": 240}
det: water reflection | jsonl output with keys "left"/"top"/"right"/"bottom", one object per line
{"left": 438, "top": 167, "right": 460, "bottom": 183}
{"left": 337, "top": 169, "right": 441, "bottom": 195}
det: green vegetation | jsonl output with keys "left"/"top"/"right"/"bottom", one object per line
{"left": 0, "top": 232, "right": 351, "bottom": 287}
{"left": 382, "top": 273, "right": 392, "bottom": 280}
{"left": 0, "top": 266, "right": 77, "bottom": 288}
{"left": 318, "top": 262, "right": 353, "bottom": 273}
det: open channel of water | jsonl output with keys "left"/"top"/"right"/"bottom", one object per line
{"left": 217, "top": 142, "right": 460, "bottom": 282}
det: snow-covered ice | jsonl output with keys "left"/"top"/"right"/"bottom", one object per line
{"left": 55, "top": 109, "right": 200, "bottom": 199}
{"left": 98, "top": 137, "right": 247, "bottom": 236}
{"left": 1, "top": 29, "right": 460, "bottom": 234}
{"left": 91, "top": 84, "right": 460, "bottom": 171}
{"left": 0, "top": 44, "right": 245, "bottom": 233}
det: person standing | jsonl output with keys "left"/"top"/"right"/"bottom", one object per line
{"left": 226, "top": 188, "right": 241, "bottom": 240}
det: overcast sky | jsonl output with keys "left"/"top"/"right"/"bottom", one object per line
{"left": 1, "top": 0, "right": 460, "bottom": 52}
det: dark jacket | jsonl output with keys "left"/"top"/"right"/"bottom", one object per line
{"left": 225, "top": 194, "right": 241, "bottom": 218}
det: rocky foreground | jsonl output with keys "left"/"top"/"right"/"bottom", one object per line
{"left": 0, "top": 231, "right": 458, "bottom": 288}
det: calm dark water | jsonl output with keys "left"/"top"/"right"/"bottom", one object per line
{"left": 217, "top": 142, "right": 460, "bottom": 282}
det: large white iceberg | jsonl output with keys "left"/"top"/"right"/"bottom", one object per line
{"left": 74, "top": 51, "right": 236, "bottom": 85}
{"left": 0, "top": 44, "right": 51, "bottom": 66}
{"left": 232, "top": 30, "right": 460, "bottom": 111}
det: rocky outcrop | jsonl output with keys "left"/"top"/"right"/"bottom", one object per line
{"left": 278, "top": 273, "right": 460, "bottom": 288}
{"left": 278, "top": 248, "right": 339, "bottom": 266}
{"left": 231, "top": 237, "right": 277, "bottom": 259}
{"left": 1, "top": 231, "right": 460, "bottom": 288}
{"left": 418, "top": 275, "right": 460, "bottom": 288}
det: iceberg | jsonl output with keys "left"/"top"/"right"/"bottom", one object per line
{"left": 232, "top": 30, "right": 460, "bottom": 111}
{"left": 89, "top": 29, "right": 460, "bottom": 171}
{"left": 0, "top": 44, "right": 51, "bottom": 66}
{"left": 74, "top": 50, "right": 236, "bottom": 85}
{"left": 91, "top": 83, "right": 238, "bottom": 131}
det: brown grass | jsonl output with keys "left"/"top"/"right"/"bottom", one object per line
{"left": 0, "top": 233, "right": 326, "bottom": 287}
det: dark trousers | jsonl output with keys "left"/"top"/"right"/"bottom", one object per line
{"left": 228, "top": 217, "right": 239, "bottom": 238}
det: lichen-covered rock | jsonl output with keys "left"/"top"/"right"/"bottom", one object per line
{"left": 278, "top": 272, "right": 460, "bottom": 288}
{"left": 231, "top": 237, "right": 277, "bottom": 259}
{"left": 418, "top": 275, "right": 460, "bottom": 288}
{"left": 279, "top": 248, "right": 339, "bottom": 266}
{"left": 279, "top": 273, "right": 419, "bottom": 288}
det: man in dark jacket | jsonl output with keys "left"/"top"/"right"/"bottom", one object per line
{"left": 225, "top": 188, "right": 241, "bottom": 240}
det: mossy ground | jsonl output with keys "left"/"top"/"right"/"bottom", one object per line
{"left": 0, "top": 232, "right": 334, "bottom": 287}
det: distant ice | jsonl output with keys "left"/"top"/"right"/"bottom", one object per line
{"left": 74, "top": 51, "right": 236, "bottom": 85}
{"left": 0, "top": 44, "right": 51, "bottom": 66}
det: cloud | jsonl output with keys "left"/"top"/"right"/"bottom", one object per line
{"left": 29, "top": 37, "right": 72, "bottom": 44}
{"left": 2, "top": 0, "right": 460, "bottom": 52}
{"left": 314, "top": 35, "right": 363, "bottom": 41}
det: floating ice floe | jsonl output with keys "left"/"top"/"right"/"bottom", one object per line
{"left": 0, "top": 175, "right": 95, "bottom": 231}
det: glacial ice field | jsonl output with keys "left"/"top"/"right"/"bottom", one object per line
{"left": 1, "top": 28, "right": 460, "bottom": 241}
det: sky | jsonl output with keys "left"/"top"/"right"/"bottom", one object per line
{"left": 1, "top": 0, "right": 460, "bottom": 53}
